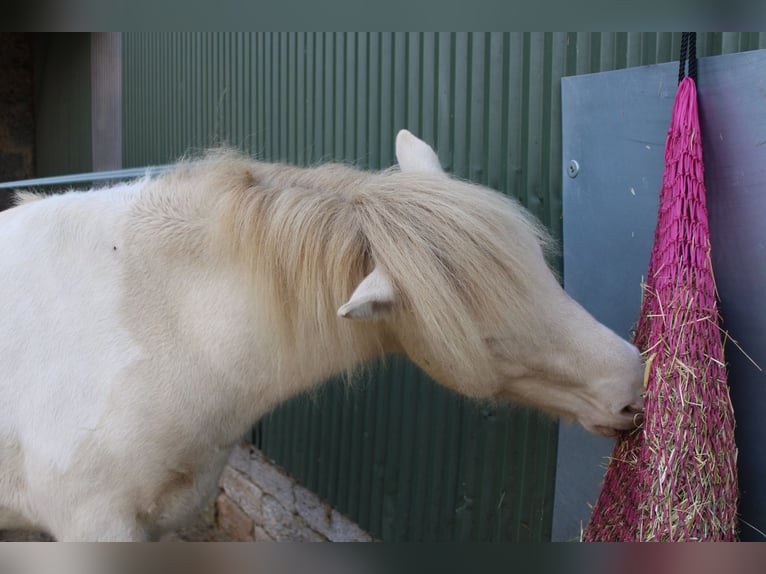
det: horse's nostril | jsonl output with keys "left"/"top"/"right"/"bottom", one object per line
{"left": 621, "top": 402, "right": 644, "bottom": 416}
{"left": 620, "top": 402, "right": 645, "bottom": 427}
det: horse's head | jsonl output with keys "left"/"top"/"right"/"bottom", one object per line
{"left": 338, "top": 130, "right": 644, "bottom": 436}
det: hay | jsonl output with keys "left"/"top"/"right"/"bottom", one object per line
{"left": 582, "top": 76, "right": 739, "bottom": 542}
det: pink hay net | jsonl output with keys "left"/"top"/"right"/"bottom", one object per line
{"left": 583, "top": 77, "right": 739, "bottom": 541}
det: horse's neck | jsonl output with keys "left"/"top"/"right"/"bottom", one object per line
{"left": 130, "top": 175, "right": 393, "bottom": 429}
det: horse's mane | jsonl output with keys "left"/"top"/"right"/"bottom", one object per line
{"left": 152, "top": 149, "right": 555, "bottom": 387}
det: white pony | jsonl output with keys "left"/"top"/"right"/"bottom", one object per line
{"left": 0, "top": 131, "right": 643, "bottom": 541}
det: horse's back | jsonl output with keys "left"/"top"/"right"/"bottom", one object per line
{"left": 0, "top": 184, "right": 145, "bottom": 519}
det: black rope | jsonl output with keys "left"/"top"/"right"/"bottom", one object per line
{"left": 688, "top": 33, "right": 697, "bottom": 83}
{"left": 678, "top": 32, "right": 698, "bottom": 84}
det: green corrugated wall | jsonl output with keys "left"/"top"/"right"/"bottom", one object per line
{"left": 121, "top": 32, "right": 766, "bottom": 542}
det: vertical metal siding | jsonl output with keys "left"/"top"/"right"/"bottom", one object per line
{"left": 121, "top": 32, "right": 764, "bottom": 541}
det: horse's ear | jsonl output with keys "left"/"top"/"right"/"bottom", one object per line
{"left": 338, "top": 267, "right": 397, "bottom": 320}
{"left": 395, "top": 129, "right": 443, "bottom": 174}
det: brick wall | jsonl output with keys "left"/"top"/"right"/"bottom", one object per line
{"left": 1, "top": 442, "right": 373, "bottom": 542}
{"left": 212, "top": 443, "right": 374, "bottom": 542}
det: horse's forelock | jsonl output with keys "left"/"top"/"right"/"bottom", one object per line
{"left": 356, "top": 171, "right": 552, "bottom": 386}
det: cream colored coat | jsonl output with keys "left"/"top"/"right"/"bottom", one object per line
{"left": 0, "top": 131, "right": 643, "bottom": 540}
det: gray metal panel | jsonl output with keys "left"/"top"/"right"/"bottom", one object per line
{"left": 556, "top": 60, "right": 670, "bottom": 542}
{"left": 557, "top": 49, "right": 766, "bottom": 541}
{"left": 701, "top": 51, "right": 766, "bottom": 541}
